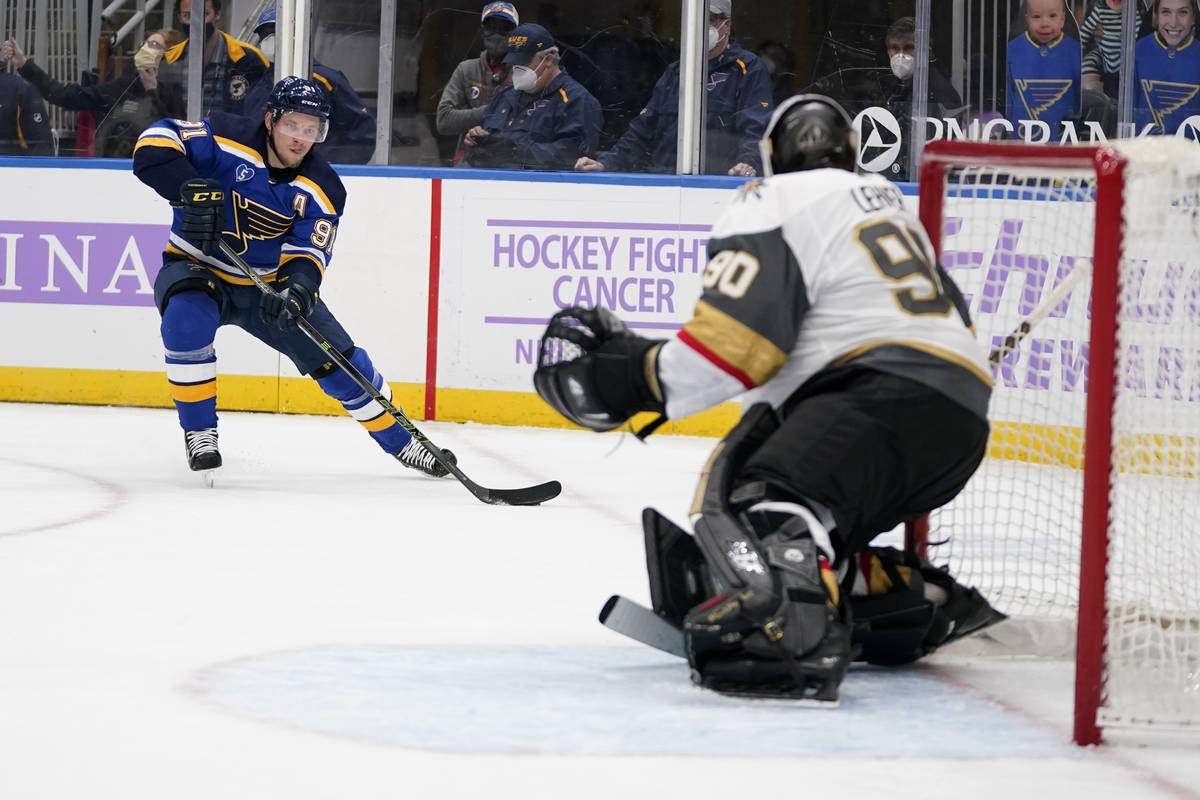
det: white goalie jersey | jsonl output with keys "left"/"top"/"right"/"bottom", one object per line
{"left": 657, "top": 168, "right": 992, "bottom": 421}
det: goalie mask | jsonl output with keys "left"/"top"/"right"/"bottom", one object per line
{"left": 759, "top": 94, "right": 857, "bottom": 177}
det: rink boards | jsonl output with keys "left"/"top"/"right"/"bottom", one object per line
{"left": 7, "top": 160, "right": 1178, "bottom": 441}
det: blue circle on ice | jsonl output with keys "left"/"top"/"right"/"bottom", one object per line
{"left": 188, "top": 646, "right": 1073, "bottom": 757}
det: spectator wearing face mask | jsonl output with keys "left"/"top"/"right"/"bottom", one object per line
{"left": 462, "top": 22, "right": 602, "bottom": 170}
{"left": 872, "top": 16, "right": 965, "bottom": 180}
{"left": 243, "top": 4, "right": 377, "bottom": 163}
{"left": 3, "top": 31, "right": 180, "bottom": 157}
{"left": 154, "top": 0, "right": 271, "bottom": 119}
{"left": 574, "top": 0, "right": 772, "bottom": 176}
{"left": 437, "top": 2, "right": 520, "bottom": 166}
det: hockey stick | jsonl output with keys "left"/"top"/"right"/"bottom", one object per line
{"left": 218, "top": 241, "right": 561, "bottom": 506}
{"left": 988, "top": 262, "right": 1092, "bottom": 366}
{"left": 599, "top": 595, "right": 687, "bottom": 658}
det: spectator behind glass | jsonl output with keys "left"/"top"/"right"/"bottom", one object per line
{"left": 575, "top": 0, "right": 772, "bottom": 176}
{"left": 0, "top": 47, "right": 53, "bottom": 156}
{"left": 871, "top": 17, "right": 965, "bottom": 180}
{"left": 1006, "top": 0, "right": 1082, "bottom": 140}
{"left": 1080, "top": 0, "right": 1143, "bottom": 96}
{"left": 438, "top": 2, "right": 520, "bottom": 166}
{"left": 155, "top": 0, "right": 271, "bottom": 119}
{"left": 756, "top": 40, "right": 797, "bottom": 107}
{"left": 2, "top": 31, "right": 180, "bottom": 158}
{"left": 462, "top": 22, "right": 602, "bottom": 170}
{"left": 242, "top": 4, "right": 377, "bottom": 163}
{"left": 1134, "top": 0, "right": 1200, "bottom": 134}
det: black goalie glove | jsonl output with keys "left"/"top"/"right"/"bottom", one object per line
{"left": 534, "top": 306, "right": 665, "bottom": 432}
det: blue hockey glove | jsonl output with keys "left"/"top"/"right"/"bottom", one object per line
{"left": 260, "top": 272, "right": 319, "bottom": 331}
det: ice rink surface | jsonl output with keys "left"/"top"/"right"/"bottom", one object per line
{"left": 2, "top": 401, "right": 1199, "bottom": 799}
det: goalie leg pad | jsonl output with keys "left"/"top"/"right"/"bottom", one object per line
{"left": 642, "top": 508, "right": 712, "bottom": 625}
{"left": 849, "top": 547, "right": 1007, "bottom": 665}
{"left": 683, "top": 406, "right": 851, "bottom": 701}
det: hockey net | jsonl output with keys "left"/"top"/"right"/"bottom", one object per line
{"left": 915, "top": 139, "right": 1200, "bottom": 745}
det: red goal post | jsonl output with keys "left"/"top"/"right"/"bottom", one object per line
{"left": 912, "top": 139, "right": 1200, "bottom": 746}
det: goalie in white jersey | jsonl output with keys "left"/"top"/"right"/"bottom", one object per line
{"left": 535, "top": 95, "right": 1002, "bottom": 702}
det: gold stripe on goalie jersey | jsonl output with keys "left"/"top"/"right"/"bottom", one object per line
{"left": 229, "top": 190, "right": 295, "bottom": 255}
{"left": 682, "top": 300, "right": 788, "bottom": 386}
{"left": 832, "top": 340, "right": 994, "bottom": 386}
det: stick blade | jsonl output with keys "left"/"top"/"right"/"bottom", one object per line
{"left": 479, "top": 480, "right": 562, "bottom": 506}
{"left": 599, "top": 595, "right": 688, "bottom": 658}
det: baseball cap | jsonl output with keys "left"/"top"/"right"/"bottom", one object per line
{"left": 710, "top": 0, "right": 732, "bottom": 16}
{"left": 482, "top": 2, "right": 519, "bottom": 26}
{"left": 503, "top": 22, "right": 554, "bottom": 65}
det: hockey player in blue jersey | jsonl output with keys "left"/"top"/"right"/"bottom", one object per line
{"left": 133, "top": 76, "right": 454, "bottom": 480}
{"left": 1134, "top": 0, "right": 1200, "bottom": 134}
{"left": 1006, "top": 0, "right": 1083, "bottom": 140}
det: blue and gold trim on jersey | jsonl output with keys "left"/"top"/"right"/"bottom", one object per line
{"left": 134, "top": 125, "right": 185, "bottom": 154}
{"left": 289, "top": 175, "right": 336, "bottom": 216}
{"left": 215, "top": 136, "right": 265, "bottom": 167}
{"left": 164, "top": 240, "right": 280, "bottom": 284}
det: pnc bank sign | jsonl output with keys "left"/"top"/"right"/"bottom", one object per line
{"left": 852, "top": 106, "right": 1200, "bottom": 175}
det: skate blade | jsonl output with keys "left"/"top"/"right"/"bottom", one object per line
{"left": 201, "top": 469, "right": 217, "bottom": 488}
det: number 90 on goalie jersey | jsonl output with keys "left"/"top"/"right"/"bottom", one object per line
{"left": 656, "top": 170, "right": 993, "bottom": 422}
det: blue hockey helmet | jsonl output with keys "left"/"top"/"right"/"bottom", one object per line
{"left": 254, "top": 4, "right": 276, "bottom": 36}
{"left": 266, "top": 76, "right": 331, "bottom": 143}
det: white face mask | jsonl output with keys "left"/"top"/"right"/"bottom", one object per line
{"left": 258, "top": 33, "right": 275, "bottom": 61}
{"left": 707, "top": 24, "right": 722, "bottom": 51}
{"left": 890, "top": 53, "right": 915, "bottom": 80}
{"left": 512, "top": 59, "right": 539, "bottom": 92}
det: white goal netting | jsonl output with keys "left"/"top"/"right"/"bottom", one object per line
{"left": 922, "top": 138, "right": 1200, "bottom": 731}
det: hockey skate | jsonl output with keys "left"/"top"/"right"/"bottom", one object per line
{"left": 183, "top": 428, "right": 221, "bottom": 487}
{"left": 395, "top": 437, "right": 456, "bottom": 478}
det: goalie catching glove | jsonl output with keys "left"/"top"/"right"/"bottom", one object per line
{"left": 534, "top": 306, "right": 666, "bottom": 432}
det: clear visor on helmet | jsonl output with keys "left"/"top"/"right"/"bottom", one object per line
{"left": 273, "top": 110, "right": 329, "bottom": 143}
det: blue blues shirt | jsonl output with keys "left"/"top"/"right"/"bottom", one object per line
{"left": 132, "top": 112, "right": 345, "bottom": 289}
{"left": 472, "top": 70, "right": 602, "bottom": 170}
{"left": 597, "top": 41, "right": 773, "bottom": 174}
{"left": 1006, "top": 31, "right": 1082, "bottom": 138}
{"left": 1134, "top": 32, "right": 1200, "bottom": 135}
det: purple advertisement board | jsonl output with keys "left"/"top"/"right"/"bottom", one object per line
{"left": 0, "top": 221, "right": 170, "bottom": 307}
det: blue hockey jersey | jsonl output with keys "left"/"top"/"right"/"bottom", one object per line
{"left": 1006, "top": 31, "right": 1082, "bottom": 139}
{"left": 131, "top": 112, "right": 345, "bottom": 289}
{"left": 1134, "top": 32, "right": 1200, "bottom": 135}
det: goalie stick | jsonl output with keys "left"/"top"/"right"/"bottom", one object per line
{"left": 599, "top": 595, "right": 687, "bottom": 658}
{"left": 218, "top": 242, "right": 562, "bottom": 506}
{"left": 599, "top": 595, "right": 840, "bottom": 705}
{"left": 988, "top": 261, "right": 1092, "bottom": 365}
